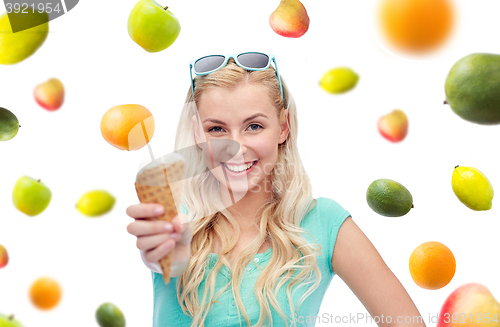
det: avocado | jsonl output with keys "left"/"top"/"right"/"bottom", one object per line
{"left": 366, "top": 179, "right": 413, "bottom": 217}
{"left": 0, "top": 107, "right": 19, "bottom": 141}
{"left": 444, "top": 53, "right": 500, "bottom": 125}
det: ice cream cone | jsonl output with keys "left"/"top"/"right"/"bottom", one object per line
{"left": 134, "top": 153, "right": 185, "bottom": 284}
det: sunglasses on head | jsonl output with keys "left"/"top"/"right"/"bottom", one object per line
{"left": 189, "top": 52, "right": 287, "bottom": 110}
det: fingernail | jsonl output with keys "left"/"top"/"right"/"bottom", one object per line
{"left": 164, "top": 223, "right": 172, "bottom": 232}
{"left": 171, "top": 233, "right": 178, "bottom": 239}
{"left": 154, "top": 207, "right": 164, "bottom": 215}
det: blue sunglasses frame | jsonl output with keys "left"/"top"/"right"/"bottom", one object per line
{"left": 189, "top": 52, "right": 287, "bottom": 110}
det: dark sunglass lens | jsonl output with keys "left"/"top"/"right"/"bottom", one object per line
{"left": 237, "top": 53, "right": 269, "bottom": 69}
{"left": 194, "top": 55, "right": 225, "bottom": 73}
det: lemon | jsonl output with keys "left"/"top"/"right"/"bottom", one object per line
{"left": 76, "top": 190, "right": 116, "bottom": 217}
{"left": 452, "top": 165, "right": 493, "bottom": 211}
{"left": 319, "top": 67, "right": 359, "bottom": 94}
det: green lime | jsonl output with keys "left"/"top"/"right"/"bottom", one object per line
{"left": 96, "top": 303, "right": 125, "bottom": 327}
{"left": 319, "top": 67, "right": 359, "bottom": 94}
{"left": 366, "top": 179, "right": 413, "bottom": 217}
{"left": 452, "top": 165, "right": 493, "bottom": 211}
{"left": 0, "top": 107, "right": 20, "bottom": 141}
{"left": 76, "top": 190, "right": 115, "bottom": 217}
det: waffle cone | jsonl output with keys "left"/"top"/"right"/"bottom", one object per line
{"left": 135, "top": 159, "right": 185, "bottom": 284}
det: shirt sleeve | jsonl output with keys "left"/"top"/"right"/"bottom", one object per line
{"left": 319, "top": 197, "right": 352, "bottom": 275}
{"left": 179, "top": 203, "right": 187, "bottom": 215}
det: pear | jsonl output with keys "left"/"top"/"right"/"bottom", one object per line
{"left": 0, "top": 12, "right": 49, "bottom": 65}
{"left": 437, "top": 283, "right": 500, "bottom": 327}
{"left": 269, "top": 0, "right": 309, "bottom": 38}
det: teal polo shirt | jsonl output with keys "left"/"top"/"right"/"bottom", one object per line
{"left": 149, "top": 197, "right": 351, "bottom": 327}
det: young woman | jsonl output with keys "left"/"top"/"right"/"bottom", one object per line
{"left": 126, "top": 52, "right": 426, "bottom": 327}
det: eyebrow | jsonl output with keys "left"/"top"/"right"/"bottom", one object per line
{"left": 203, "top": 113, "right": 269, "bottom": 125}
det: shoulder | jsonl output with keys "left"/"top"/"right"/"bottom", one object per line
{"left": 315, "top": 197, "right": 351, "bottom": 218}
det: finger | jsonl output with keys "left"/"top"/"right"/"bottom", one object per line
{"left": 144, "top": 240, "right": 176, "bottom": 263}
{"left": 127, "top": 219, "right": 174, "bottom": 236}
{"left": 136, "top": 233, "right": 172, "bottom": 251}
{"left": 170, "top": 214, "right": 184, "bottom": 234}
{"left": 126, "top": 204, "right": 165, "bottom": 219}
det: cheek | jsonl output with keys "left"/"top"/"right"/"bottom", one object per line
{"left": 251, "top": 138, "right": 279, "bottom": 174}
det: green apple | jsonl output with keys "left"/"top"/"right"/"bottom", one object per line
{"left": 127, "top": 0, "right": 181, "bottom": 52}
{"left": 12, "top": 176, "right": 52, "bottom": 217}
{"left": 0, "top": 314, "right": 24, "bottom": 327}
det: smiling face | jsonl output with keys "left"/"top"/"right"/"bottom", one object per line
{"left": 192, "top": 81, "right": 289, "bottom": 198}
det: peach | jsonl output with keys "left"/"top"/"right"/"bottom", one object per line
{"left": 0, "top": 244, "right": 9, "bottom": 268}
{"left": 269, "top": 0, "right": 309, "bottom": 38}
{"left": 377, "top": 109, "right": 408, "bottom": 142}
{"left": 438, "top": 283, "right": 500, "bottom": 327}
{"left": 34, "top": 78, "right": 64, "bottom": 111}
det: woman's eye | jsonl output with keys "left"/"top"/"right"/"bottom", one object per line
{"left": 248, "top": 124, "right": 263, "bottom": 131}
{"left": 208, "top": 125, "right": 262, "bottom": 133}
{"left": 208, "top": 126, "right": 224, "bottom": 133}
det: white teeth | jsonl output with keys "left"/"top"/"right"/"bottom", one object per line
{"left": 225, "top": 161, "right": 255, "bottom": 172}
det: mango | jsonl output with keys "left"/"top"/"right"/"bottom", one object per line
{"left": 445, "top": 53, "right": 500, "bottom": 125}
{"left": 0, "top": 12, "right": 49, "bottom": 65}
{"left": 0, "top": 107, "right": 20, "bottom": 141}
{"left": 366, "top": 178, "right": 413, "bottom": 217}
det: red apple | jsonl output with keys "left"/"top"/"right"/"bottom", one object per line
{"left": 34, "top": 78, "right": 64, "bottom": 111}
{"left": 438, "top": 283, "right": 500, "bottom": 327}
{"left": 0, "top": 244, "right": 8, "bottom": 268}
{"left": 269, "top": 0, "right": 309, "bottom": 38}
{"left": 377, "top": 109, "right": 408, "bottom": 142}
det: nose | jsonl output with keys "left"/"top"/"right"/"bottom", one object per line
{"left": 226, "top": 132, "right": 247, "bottom": 159}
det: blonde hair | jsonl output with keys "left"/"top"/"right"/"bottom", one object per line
{"left": 174, "top": 58, "right": 321, "bottom": 327}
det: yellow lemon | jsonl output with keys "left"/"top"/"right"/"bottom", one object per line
{"left": 319, "top": 67, "right": 359, "bottom": 94}
{"left": 452, "top": 165, "right": 493, "bottom": 211}
{"left": 76, "top": 190, "right": 116, "bottom": 217}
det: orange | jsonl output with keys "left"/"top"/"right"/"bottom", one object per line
{"left": 379, "top": 0, "right": 455, "bottom": 53}
{"left": 100, "top": 104, "right": 155, "bottom": 151}
{"left": 409, "top": 241, "right": 456, "bottom": 290}
{"left": 29, "top": 277, "right": 62, "bottom": 310}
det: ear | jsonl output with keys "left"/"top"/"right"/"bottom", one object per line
{"left": 278, "top": 109, "right": 290, "bottom": 145}
{"left": 192, "top": 114, "right": 205, "bottom": 149}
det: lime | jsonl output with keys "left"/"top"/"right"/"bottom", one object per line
{"left": 76, "top": 190, "right": 115, "bottom": 217}
{"left": 319, "top": 67, "right": 359, "bottom": 94}
{"left": 366, "top": 178, "right": 413, "bottom": 217}
{"left": 0, "top": 107, "right": 19, "bottom": 141}
{"left": 96, "top": 303, "right": 125, "bottom": 327}
{"left": 452, "top": 165, "right": 493, "bottom": 210}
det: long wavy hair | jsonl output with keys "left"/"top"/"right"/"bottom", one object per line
{"left": 173, "top": 58, "right": 321, "bottom": 327}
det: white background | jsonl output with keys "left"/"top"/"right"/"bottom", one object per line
{"left": 1, "top": 0, "right": 500, "bottom": 326}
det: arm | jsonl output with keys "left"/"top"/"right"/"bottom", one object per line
{"left": 332, "top": 217, "right": 426, "bottom": 327}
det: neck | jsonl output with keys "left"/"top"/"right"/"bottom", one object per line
{"left": 220, "top": 176, "right": 273, "bottom": 233}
